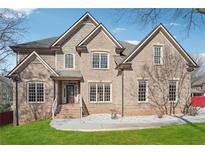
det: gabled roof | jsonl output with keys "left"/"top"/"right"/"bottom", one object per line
{"left": 11, "top": 37, "right": 58, "bottom": 49}
{"left": 77, "top": 24, "right": 124, "bottom": 49}
{"left": 7, "top": 51, "right": 59, "bottom": 77}
{"left": 51, "top": 12, "right": 99, "bottom": 47}
{"left": 122, "top": 24, "right": 198, "bottom": 67}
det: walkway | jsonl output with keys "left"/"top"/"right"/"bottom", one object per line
{"left": 50, "top": 110, "right": 205, "bottom": 132}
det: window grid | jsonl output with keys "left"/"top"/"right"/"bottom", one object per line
{"left": 97, "top": 84, "right": 104, "bottom": 101}
{"left": 65, "top": 54, "right": 74, "bottom": 68}
{"left": 92, "top": 52, "right": 108, "bottom": 69}
{"left": 89, "top": 84, "right": 97, "bottom": 101}
{"left": 101, "top": 53, "right": 108, "bottom": 68}
{"left": 169, "top": 81, "right": 177, "bottom": 102}
{"left": 28, "top": 83, "right": 36, "bottom": 102}
{"left": 89, "top": 83, "right": 111, "bottom": 103}
{"left": 28, "top": 82, "right": 44, "bottom": 103}
{"left": 138, "top": 80, "right": 147, "bottom": 102}
{"left": 37, "top": 83, "right": 44, "bottom": 102}
{"left": 92, "top": 53, "right": 100, "bottom": 68}
{"left": 154, "top": 46, "right": 161, "bottom": 65}
{"left": 104, "top": 84, "right": 111, "bottom": 101}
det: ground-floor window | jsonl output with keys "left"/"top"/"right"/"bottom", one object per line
{"left": 168, "top": 80, "right": 178, "bottom": 102}
{"left": 89, "top": 83, "right": 111, "bottom": 103}
{"left": 138, "top": 80, "right": 148, "bottom": 102}
{"left": 27, "top": 82, "right": 45, "bottom": 103}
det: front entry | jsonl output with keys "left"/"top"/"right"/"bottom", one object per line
{"left": 62, "top": 83, "right": 77, "bottom": 104}
{"left": 66, "top": 85, "right": 75, "bottom": 104}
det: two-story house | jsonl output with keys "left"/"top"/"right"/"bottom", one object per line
{"left": 7, "top": 12, "right": 198, "bottom": 124}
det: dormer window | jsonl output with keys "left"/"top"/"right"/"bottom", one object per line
{"left": 92, "top": 52, "right": 109, "bottom": 69}
{"left": 153, "top": 46, "right": 162, "bottom": 65}
{"left": 65, "top": 54, "right": 74, "bottom": 68}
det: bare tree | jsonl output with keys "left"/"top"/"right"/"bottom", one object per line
{"left": 141, "top": 45, "right": 191, "bottom": 115}
{"left": 0, "top": 9, "right": 25, "bottom": 74}
{"left": 115, "top": 9, "right": 205, "bottom": 35}
{"left": 191, "top": 54, "right": 205, "bottom": 85}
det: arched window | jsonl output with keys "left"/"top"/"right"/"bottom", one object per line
{"left": 65, "top": 54, "right": 74, "bottom": 68}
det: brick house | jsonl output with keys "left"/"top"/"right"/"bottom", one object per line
{"left": 7, "top": 12, "right": 198, "bottom": 124}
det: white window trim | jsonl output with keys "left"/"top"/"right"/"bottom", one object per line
{"left": 64, "top": 53, "right": 75, "bottom": 69}
{"left": 27, "top": 82, "right": 45, "bottom": 104}
{"left": 138, "top": 80, "right": 149, "bottom": 103}
{"left": 89, "top": 82, "right": 112, "bottom": 103}
{"left": 168, "top": 80, "right": 178, "bottom": 103}
{"left": 91, "top": 52, "right": 110, "bottom": 70}
{"left": 153, "top": 45, "right": 163, "bottom": 65}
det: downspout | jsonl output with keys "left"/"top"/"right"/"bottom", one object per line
{"left": 122, "top": 69, "right": 124, "bottom": 117}
{"left": 15, "top": 78, "right": 19, "bottom": 126}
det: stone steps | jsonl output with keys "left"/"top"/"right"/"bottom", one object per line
{"left": 55, "top": 103, "right": 81, "bottom": 118}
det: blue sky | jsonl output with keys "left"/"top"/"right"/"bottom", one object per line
{"left": 7, "top": 8, "right": 205, "bottom": 69}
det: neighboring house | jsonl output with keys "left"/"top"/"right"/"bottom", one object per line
{"left": 0, "top": 76, "right": 13, "bottom": 112}
{"left": 7, "top": 12, "right": 198, "bottom": 124}
{"left": 192, "top": 76, "right": 205, "bottom": 96}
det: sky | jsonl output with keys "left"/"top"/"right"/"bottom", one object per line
{"left": 6, "top": 8, "right": 205, "bottom": 70}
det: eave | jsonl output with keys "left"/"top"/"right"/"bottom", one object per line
{"left": 10, "top": 46, "right": 61, "bottom": 53}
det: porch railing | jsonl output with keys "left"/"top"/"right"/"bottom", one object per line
{"left": 79, "top": 94, "right": 83, "bottom": 118}
{"left": 52, "top": 97, "right": 57, "bottom": 119}
{"left": 78, "top": 94, "right": 89, "bottom": 118}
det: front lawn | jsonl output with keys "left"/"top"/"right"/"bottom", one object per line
{"left": 0, "top": 120, "right": 205, "bottom": 144}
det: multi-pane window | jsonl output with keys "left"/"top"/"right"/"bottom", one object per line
{"left": 89, "top": 84, "right": 97, "bottom": 101}
{"left": 154, "top": 46, "right": 162, "bottom": 65}
{"left": 169, "top": 81, "right": 177, "bottom": 102}
{"left": 138, "top": 80, "right": 148, "bottom": 102}
{"left": 89, "top": 83, "right": 111, "bottom": 102}
{"left": 92, "top": 52, "right": 108, "bottom": 69}
{"left": 97, "top": 84, "right": 104, "bottom": 101}
{"left": 65, "top": 54, "right": 74, "bottom": 68}
{"left": 28, "top": 82, "right": 44, "bottom": 103}
{"left": 104, "top": 84, "right": 111, "bottom": 101}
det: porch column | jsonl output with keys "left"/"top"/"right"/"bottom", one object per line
{"left": 55, "top": 80, "right": 58, "bottom": 104}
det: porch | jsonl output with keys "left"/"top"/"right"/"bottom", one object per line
{"left": 51, "top": 71, "right": 89, "bottom": 119}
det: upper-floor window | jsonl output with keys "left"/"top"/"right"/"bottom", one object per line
{"left": 154, "top": 46, "right": 162, "bottom": 65}
{"left": 65, "top": 54, "right": 74, "bottom": 68}
{"left": 27, "top": 82, "right": 45, "bottom": 103}
{"left": 168, "top": 80, "right": 178, "bottom": 102}
{"left": 138, "top": 80, "right": 148, "bottom": 102}
{"left": 92, "top": 52, "right": 109, "bottom": 69}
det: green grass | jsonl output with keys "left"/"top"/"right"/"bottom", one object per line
{"left": 0, "top": 120, "right": 205, "bottom": 144}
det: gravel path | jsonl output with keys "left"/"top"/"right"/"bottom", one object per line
{"left": 50, "top": 110, "right": 205, "bottom": 132}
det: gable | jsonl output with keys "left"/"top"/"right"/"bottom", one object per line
{"left": 7, "top": 51, "right": 59, "bottom": 77}
{"left": 61, "top": 21, "right": 96, "bottom": 49}
{"left": 122, "top": 24, "right": 197, "bottom": 67}
{"left": 51, "top": 12, "right": 99, "bottom": 47}
{"left": 87, "top": 29, "right": 118, "bottom": 52}
{"left": 76, "top": 24, "right": 124, "bottom": 53}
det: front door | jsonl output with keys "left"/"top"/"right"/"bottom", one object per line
{"left": 66, "top": 85, "right": 75, "bottom": 104}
